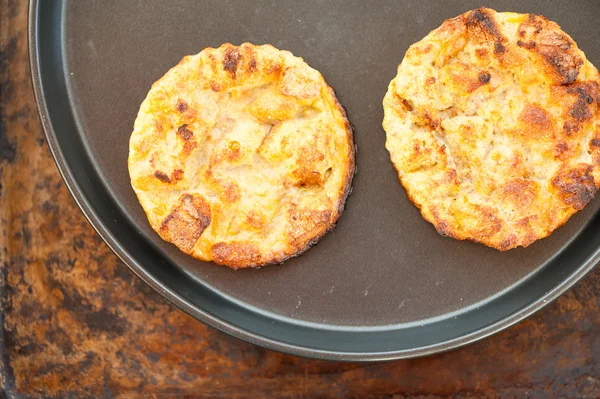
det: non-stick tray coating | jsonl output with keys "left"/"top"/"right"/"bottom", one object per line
{"left": 30, "top": 0, "right": 600, "bottom": 360}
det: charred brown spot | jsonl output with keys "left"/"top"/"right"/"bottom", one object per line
{"left": 563, "top": 121, "right": 580, "bottom": 136}
{"left": 556, "top": 142, "right": 569, "bottom": 158}
{"left": 212, "top": 242, "right": 261, "bottom": 268}
{"left": 177, "top": 124, "right": 194, "bottom": 141}
{"left": 552, "top": 165, "right": 597, "bottom": 210}
{"left": 466, "top": 8, "right": 502, "bottom": 39}
{"left": 576, "top": 87, "right": 595, "bottom": 104}
{"left": 570, "top": 99, "right": 592, "bottom": 122}
{"left": 478, "top": 71, "right": 491, "bottom": 84}
{"left": 268, "top": 62, "right": 283, "bottom": 75}
{"left": 401, "top": 97, "right": 414, "bottom": 112}
{"left": 475, "top": 48, "right": 489, "bottom": 57}
{"left": 392, "top": 92, "right": 413, "bottom": 114}
{"left": 248, "top": 58, "right": 257, "bottom": 72}
{"left": 392, "top": 93, "right": 415, "bottom": 113}
{"left": 517, "top": 15, "right": 549, "bottom": 39}
{"left": 223, "top": 47, "right": 241, "bottom": 78}
{"left": 153, "top": 169, "right": 184, "bottom": 184}
{"left": 422, "top": 112, "right": 439, "bottom": 130}
{"left": 517, "top": 40, "right": 536, "bottom": 49}
{"left": 517, "top": 216, "right": 532, "bottom": 227}
{"left": 172, "top": 169, "right": 184, "bottom": 182}
{"left": 567, "top": 86, "right": 596, "bottom": 122}
{"left": 525, "top": 14, "right": 544, "bottom": 34}
{"left": 210, "top": 82, "right": 222, "bottom": 92}
{"left": 494, "top": 41, "right": 506, "bottom": 54}
{"left": 176, "top": 99, "right": 188, "bottom": 113}
{"left": 176, "top": 125, "right": 197, "bottom": 154}
{"left": 160, "top": 194, "right": 211, "bottom": 253}
{"left": 500, "top": 235, "right": 518, "bottom": 250}
{"left": 154, "top": 170, "right": 171, "bottom": 183}
{"left": 590, "top": 138, "right": 600, "bottom": 148}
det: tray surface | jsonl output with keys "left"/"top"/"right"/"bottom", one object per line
{"left": 30, "top": 0, "right": 600, "bottom": 360}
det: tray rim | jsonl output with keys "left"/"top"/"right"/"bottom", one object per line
{"left": 28, "top": 0, "right": 600, "bottom": 361}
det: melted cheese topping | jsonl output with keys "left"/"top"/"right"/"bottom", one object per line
{"left": 129, "top": 44, "right": 354, "bottom": 268}
{"left": 383, "top": 8, "right": 600, "bottom": 250}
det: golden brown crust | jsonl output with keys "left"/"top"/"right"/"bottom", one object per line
{"left": 158, "top": 194, "right": 211, "bottom": 253}
{"left": 383, "top": 8, "right": 600, "bottom": 250}
{"left": 211, "top": 242, "right": 262, "bottom": 268}
{"left": 129, "top": 43, "right": 355, "bottom": 268}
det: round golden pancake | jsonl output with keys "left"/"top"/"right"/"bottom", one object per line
{"left": 129, "top": 43, "right": 354, "bottom": 268}
{"left": 383, "top": 8, "right": 600, "bottom": 250}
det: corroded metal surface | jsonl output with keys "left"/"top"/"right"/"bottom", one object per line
{"left": 1, "top": 0, "right": 600, "bottom": 397}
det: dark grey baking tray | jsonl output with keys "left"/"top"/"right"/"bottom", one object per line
{"left": 29, "top": 0, "right": 600, "bottom": 361}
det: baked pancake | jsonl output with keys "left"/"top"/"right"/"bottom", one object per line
{"left": 383, "top": 8, "right": 600, "bottom": 250}
{"left": 129, "top": 43, "right": 354, "bottom": 268}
